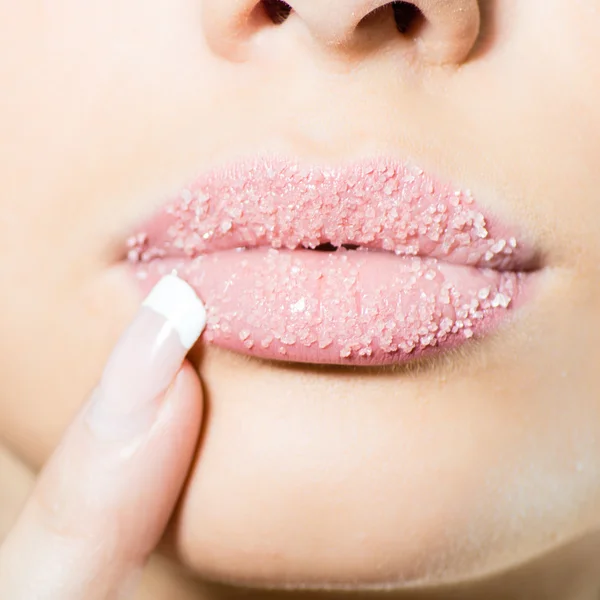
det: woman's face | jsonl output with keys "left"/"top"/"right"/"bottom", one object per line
{"left": 2, "top": 0, "right": 600, "bottom": 591}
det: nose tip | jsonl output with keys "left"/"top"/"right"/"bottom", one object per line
{"left": 203, "top": 0, "right": 480, "bottom": 66}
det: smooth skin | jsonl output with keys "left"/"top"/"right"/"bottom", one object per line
{"left": 1, "top": 0, "right": 600, "bottom": 598}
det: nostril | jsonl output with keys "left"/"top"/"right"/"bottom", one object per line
{"left": 262, "top": 0, "right": 293, "bottom": 24}
{"left": 358, "top": 2, "right": 424, "bottom": 39}
{"left": 392, "top": 2, "right": 423, "bottom": 34}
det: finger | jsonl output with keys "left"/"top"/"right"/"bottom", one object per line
{"left": 0, "top": 275, "right": 207, "bottom": 600}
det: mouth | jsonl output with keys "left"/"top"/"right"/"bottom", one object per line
{"left": 126, "top": 158, "right": 540, "bottom": 366}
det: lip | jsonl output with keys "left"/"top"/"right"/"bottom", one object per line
{"left": 127, "top": 158, "right": 539, "bottom": 366}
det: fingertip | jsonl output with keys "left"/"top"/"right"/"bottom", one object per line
{"left": 87, "top": 275, "right": 206, "bottom": 442}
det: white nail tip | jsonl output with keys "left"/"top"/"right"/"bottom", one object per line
{"left": 142, "top": 275, "right": 207, "bottom": 350}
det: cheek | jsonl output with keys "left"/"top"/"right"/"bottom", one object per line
{"left": 0, "top": 2, "right": 211, "bottom": 463}
{"left": 439, "top": 0, "right": 600, "bottom": 269}
{"left": 0, "top": 261, "right": 141, "bottom": 465}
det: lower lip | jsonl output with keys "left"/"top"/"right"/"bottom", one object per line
{"left": 132, "top": 248, "right": 532, "bottom": 366}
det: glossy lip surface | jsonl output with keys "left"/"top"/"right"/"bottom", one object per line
{"left": 127, "top": 158, "right": 539, "bottom": 366}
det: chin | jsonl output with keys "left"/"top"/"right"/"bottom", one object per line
{"left": 151, "top": 345, "right": 555, "bottom": 592}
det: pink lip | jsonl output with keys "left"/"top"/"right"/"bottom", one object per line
{"left": 127, "top": 158, "right": 539, "bottom": 366}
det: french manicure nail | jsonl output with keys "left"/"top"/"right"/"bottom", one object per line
{"left": 86, "top": 275, "right": 206, "bottom": 439}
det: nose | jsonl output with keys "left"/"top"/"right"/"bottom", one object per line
{"left": 202, "top": 0, "right": 480, "bottom": 65}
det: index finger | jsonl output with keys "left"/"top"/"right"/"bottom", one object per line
{"left": 0, "top": 275, "right": 207, "bottom": 600}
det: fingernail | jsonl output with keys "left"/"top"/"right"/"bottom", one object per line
{"left": 86, "top": 275, "right": 206, "bottom": 439}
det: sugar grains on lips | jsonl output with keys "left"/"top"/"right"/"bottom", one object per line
{"left": 127, "top": 159, "right": 538, "bottom": 366}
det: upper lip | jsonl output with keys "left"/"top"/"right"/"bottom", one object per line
{"left": 127, "top": 158, "right": 539, "bottom": 272}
